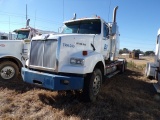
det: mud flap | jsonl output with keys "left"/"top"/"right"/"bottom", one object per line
{"left": 153, "top": 72, "right": 160, "bottom": 93}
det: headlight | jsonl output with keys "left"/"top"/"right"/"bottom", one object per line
{"left": 70, "top": 58, "right": 84, "bottom": 65}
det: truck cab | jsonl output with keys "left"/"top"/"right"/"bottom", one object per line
{"left": 61, "top": 17, "right": 119, "bottom": 62}
{"left": 22, "top": 6, "right": 126, "bottom": 102}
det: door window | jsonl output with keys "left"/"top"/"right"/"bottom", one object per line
{"left": 103, "top": 24, "right": 109, "bottom": 38}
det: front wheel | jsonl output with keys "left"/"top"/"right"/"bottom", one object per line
{"left": 83, "top": 68, "right": 102, "bottom": 102}
{"left": 0, "top": 61, "right": 19, "bottom": 81}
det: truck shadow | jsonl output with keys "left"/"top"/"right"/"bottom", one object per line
{"left": 0, "top": 75, "right": 37, "bottom": 93}
{"left": 38, "top": 69, "right": 160, "bottom": 120}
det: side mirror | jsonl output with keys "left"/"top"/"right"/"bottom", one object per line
{"left": 111, "top": 23, "right": 117, "bottom": 35}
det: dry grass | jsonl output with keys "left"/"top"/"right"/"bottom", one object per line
{"left": 123, "top": 56, "right": 154, "bottom": 65}
{"left": 124, "top": 56, "right": 154, "bottom": 70}
{"left": 127, "top": 60, "right": 146, "bottom": 70}
{"left": 0, "top": 57, "right": 160, "bottom": 120}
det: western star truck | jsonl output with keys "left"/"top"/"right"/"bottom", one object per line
{"left": 22, "top": 6, "right": 126, "bottom": 102}
{"left": 145, "top": 29, "right": 160, "bottom": 92}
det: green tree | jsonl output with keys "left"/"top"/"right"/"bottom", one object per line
{"left": 119, "top": 49, "right": 123, "bottom": 54}
{"left": 123, "top": 48, "right": 130, "bottom": 53}
{"left": 145, "top": 51, "right": 155, "bottom": 56}
{"left": 132, "top": 49, "right": 144, "bottom": 54}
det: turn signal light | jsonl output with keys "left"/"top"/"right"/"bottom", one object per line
{"left": 82, "top": 51, "right": 88, "bottom": 56}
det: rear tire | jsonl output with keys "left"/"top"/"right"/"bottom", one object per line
{"left": 83, "top": 68, "right": 102, "bottom": 102}
{"left": 119, "top": 61, "right": 126, "bottom": 73}
{"left": 0, "top": 61, "right": 19, "bottom": 81}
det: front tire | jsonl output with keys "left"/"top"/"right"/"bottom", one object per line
{"left": 83, "top": 68, "right": 102, "bottom": 102}
{"left": 0, "top": 61, "right": 19, "bottom": 81}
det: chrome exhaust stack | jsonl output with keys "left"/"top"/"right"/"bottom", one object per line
{"left": 26, "top": 19, "right": 30, "bottom": 28}
{"left": 113, "top": 6, "right": 118, "bottom": 23}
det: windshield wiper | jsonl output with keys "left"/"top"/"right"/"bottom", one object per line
{"left": 91, "top": 43, "right": 96, "bottom": 51}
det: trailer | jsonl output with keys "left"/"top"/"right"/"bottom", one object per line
{"left": 21, "top": 6, "right": 126, "bottom": 102}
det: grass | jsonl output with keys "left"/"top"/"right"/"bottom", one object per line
{"left": 127, "top": 60, "right": 146, "bottom": 70}
{"left": 0, "top": 57, "right": 160, "bottom": 119}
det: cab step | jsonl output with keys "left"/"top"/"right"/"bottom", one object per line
{"left": 105, "top": 70, "right": 120, "bottom": 78}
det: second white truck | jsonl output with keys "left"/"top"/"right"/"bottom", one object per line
{"left": 21, "top": 6, "right": 126, "bottom": 102}
{"left": 145, "top": 29, "right": 160, "bottom": 92}
{"left": 0, "top": 19, "right": 42, "bottom": 81}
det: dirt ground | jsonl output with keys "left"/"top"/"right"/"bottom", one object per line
{"left": 0, "top": 57, "right": 160, "bottom": 120}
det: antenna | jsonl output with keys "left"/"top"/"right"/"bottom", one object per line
{"left": 9, "top": 16, "right": 10, "bottom": 32}
{"left": 63, "top": 0, "right": 64, "bottom": 21}
{"left": 108, "top": 0, "right": 111, "bottom": 22}
{"left": 34, "top": 10, "right": 36, "bottom": 28}
{"left": 26, "top": 4, "right": 27, "bottom": 20}
{"left": 9, "top": 16, "right": 10, "bottom": 40}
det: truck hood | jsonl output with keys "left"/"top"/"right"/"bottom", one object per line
{"left": 33, "top": 33, "right": 96, "bottom": 43}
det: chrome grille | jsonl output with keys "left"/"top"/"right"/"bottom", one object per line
{"left": 29, "top": 39, "right": 57, "bottom": 71}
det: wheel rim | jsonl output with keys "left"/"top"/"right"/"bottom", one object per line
{"left": 92, "top": 75, "right": 101, "bottom": 95}
{"left": 0, "top": 66, "right": 15, "bottom": 79}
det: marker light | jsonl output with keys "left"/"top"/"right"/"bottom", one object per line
{"left": 82, "top": 51, "right": 88, "bottom": 56}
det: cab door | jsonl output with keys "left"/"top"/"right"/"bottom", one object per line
{"left": 102, "top": 23, "right": 110, "bottom": 60}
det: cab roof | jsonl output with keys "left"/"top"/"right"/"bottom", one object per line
{"left": 64, "top": 17, "right": 104, "bottom": 24}
{"left": 13, "top": 28, "right": 30, "bottom": 32}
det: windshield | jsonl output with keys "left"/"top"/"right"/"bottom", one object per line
{"left": 62, "top": 19, "right": 101, "bottom": 34}
{"left": 16, "top": 31, "right": 30, "bottom": 40}
{"left": 1, "top": 36, "right": 8, "bottom": 40}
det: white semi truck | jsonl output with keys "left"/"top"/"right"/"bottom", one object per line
{"left": 21, "top": 6, "right": 126, "bottom": 102}
{"left": 145, "top": 29, "right": 160, "bottom": 92}
{"left": 0, "top": 19, "right": 42, "bottom": 81}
